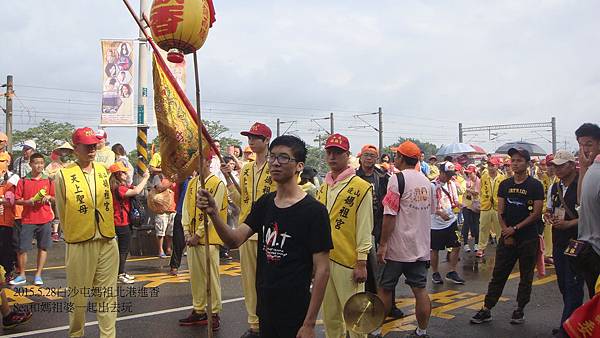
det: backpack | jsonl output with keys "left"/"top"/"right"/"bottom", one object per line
{"left": 115, "top": 186, "right": 147, "bottom": 228}
{"left": 128, "top": 195, "right": 146, "bottom": 228}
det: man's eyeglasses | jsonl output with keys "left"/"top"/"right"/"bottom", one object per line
{"left": 361, "top": 153, "right": 377, "bottom": 159}
{"left": 268, "top": 153, "right": 297, "bottom": 164}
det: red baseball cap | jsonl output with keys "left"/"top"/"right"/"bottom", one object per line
{"left": 325, "top": 133, "right": 350, "bottom": 151}
{"left": 73, "top": 127, "right": 102, "bottom": 145}
{"left": 488, "top": 158, "right": 502, "bottom": 166}
{"left": 96, "top": 129, "right": 108, "bottom": 140}
{"left": 454, "top": 163, "right": 463, "bottom": 171}
{"left": 391, "top": 141, "right": 420, "bottom": 159}
{"left": 240, "top": 122, "right": 272, "bottom": 139}
{"left": 465, "top": 164, "right": 477, "bottom": 173}
{"left": 545, "top": 154, "right": 554, "bottom": 164}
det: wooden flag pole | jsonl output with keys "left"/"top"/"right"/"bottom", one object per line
{"left": 138, "top": 12, "right": 241, "bottom": 195}
{"left": 193, "top": 51, "right": 214, "bottom": 337}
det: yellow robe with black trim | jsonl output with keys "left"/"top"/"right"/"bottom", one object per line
{"left": 479, "top": 172, "right": 506, "bottom": 211}
{"left": 239, "top": 161, "right": 276, "bottom": 240}
{"left": 57, "top": 162, "right": 115, "bottom": 243}
{"left": 182, "top": 174, "right": 227, "bottom": 246}
{"left": 316, "top": 175, "right": 373, "bottom": 269}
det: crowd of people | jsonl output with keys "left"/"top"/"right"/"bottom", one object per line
{"left": 0, "top": 121, "right": 598, "bottom": 338}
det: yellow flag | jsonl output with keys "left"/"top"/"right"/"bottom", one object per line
{"left": 152, "top": 53, "right": 215, "bottom": 178}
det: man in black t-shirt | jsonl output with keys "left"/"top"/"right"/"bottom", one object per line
{"left": 197, "top": 135, "right": 333, "bottom": 338}
{"left": 472, "top": 148, "right": 544, "bottom": 326}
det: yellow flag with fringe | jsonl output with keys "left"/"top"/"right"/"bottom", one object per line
{"left": 152, "top": 52, "right": 216, "bottom": 178}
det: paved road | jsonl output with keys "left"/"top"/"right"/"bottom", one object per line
{"left": 1, "top": 240, "right": 569, "bottom": 338}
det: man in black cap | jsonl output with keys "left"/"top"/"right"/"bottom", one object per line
{"left": 471, "top": 147, "right": 544, "bottom": 326}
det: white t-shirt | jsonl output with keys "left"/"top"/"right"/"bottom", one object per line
{"left": 382, "top": 169, "right": 434, "bottom": 262}
{"left": 431, "top": 180, "right": 459, "bottom": 230}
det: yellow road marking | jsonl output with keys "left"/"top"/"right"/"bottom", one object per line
{"left": 24, "top": 256, "right": 162, "bottom": 272}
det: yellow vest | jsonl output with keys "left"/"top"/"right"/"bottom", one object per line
{"left": 59, "top": 163, "right": 115, "bottom": 243}
{"left": 454, "top": 175, "right": 466, "bottom": 212}
{"left": 184, "top": 174, "right": 227, "bottom": 246}
{"left": 316, "top": 176, "right": 372, "bottom": 269}
{"left": 480, "top": 172, "right": 505, "bottom": 211}
{"left": 239, "top": 161, "right": 276, "bottom": 223}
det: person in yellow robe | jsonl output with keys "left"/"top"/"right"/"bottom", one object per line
{"left": 55, "top": 127, "right": 118, "bottom": 338}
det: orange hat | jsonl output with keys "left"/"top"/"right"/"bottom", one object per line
{"left": 325, "top": 133, "right": 350, "bottom": 151}
{"left": 0, "top": 132, "right": 7, "bottom": 142}
{"left": 360, "top": 144, "right": 378, "bottom": 156}
{"left": 392, "top": 141, "right": 420, "bottom": 159}
{"left": 109, "top": 162, "right": 128, "bottom": 174}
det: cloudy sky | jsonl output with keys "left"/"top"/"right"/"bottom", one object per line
{"left": 1, "top": 0, "right": 598, "bottom": 155}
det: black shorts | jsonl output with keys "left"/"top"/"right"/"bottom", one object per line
{"left": 431, "top": 222, "right": 461, "bottom": 251}
{"left": 378, "top": 260, "right": 428, "bottom": 289}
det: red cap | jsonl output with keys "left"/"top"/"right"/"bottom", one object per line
{"left": 73, "top": 127, "right": 102, "bottom": 145}
{"left": 241, "top": 122, "right": 272, "bottom": 139}
{"left": 545, "top": 154, "right": 554, "bottom": 163}
{"left": 96, "top": 129, "right": 108, "bottom": 140}
{"left": 465, "top": 164, "right": 477, "bottom": 173}
{"left": 454, "top": 163, "right": 463, "bottom": 171}
{"left": 488, "top": 158, "right": 502, "bottom": 166}
{"left": 325, "top": 133, "right": 350, "bottom": 151}
{"left": 392, "top": 141, "right": 421, "bottom": 159}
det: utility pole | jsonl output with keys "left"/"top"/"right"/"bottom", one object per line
{"left": 276, "top": 118, "right": 280, "bottom": 137}
{"left": 330, "top": 112, "right": 334, "bottom": 134}
{"left": 4, "top": 75, "right": 13, "bottom": 151}
{"left": 136, "top": 0, "right": 149, "bottom": 175}
{"left": 551, "top": 116, "right": 557, "bottom": 154}
{"left": 378, "top": 107, "right": 383, "bottom": 152}
{"left": 458, "top": 123, "right": 463, "bottom": 143}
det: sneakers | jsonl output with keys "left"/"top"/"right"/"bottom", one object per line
{"left": 51, "top": 231, "right": 60, "bottom": 242}
{"left": 241, "top": 329, "right": 261, "bottom": 338}
{"left": 159, "top": 253, "right": 168, "bottom": 259}
{"left": 33, "top": 276, "right": 44, "bottom": 286}
{"left": 405, "top": 329, "right": 430, "bottom": 338}
{"left": 179, "top": 311, "right": 220, "bottom": 330}
{"left": 464, "top": 244, "right": 471, "bottom": 252}
{"left": 476, "top": 250, "right": 485, "bottom": 258}
{"left": 179, "top": 310, "right": 207, "bottom": 326}
{"left": 123, "top": 273, "right": 135, "bottom": 280}
{"left": 2, "top": 309, "right": 32, "bottom": 329}
{"left": 169, "top": 268, "right": 178, "bottom": 276}
{"left": 470, "top": 308, "right": 492, "bottom": 324}
{"left": 510, "top": 308, "right": 525, "bottom": 324}
{"left": 473, "top": 244, "right": 479, "bottom": 252}
{"left": 118, "top": 274, "right": 134, "bottom": 284}
{"left": 445, "top": 271, "right": 465, "bottom": 285}
{"left": 389, "top": 306, "right": 404, "bottom": 319}
{"left": 9, "top": 276, "right": 26, "bottom": 286}
{"left": 431, "top": 272, "right": 444, "bottom": 284}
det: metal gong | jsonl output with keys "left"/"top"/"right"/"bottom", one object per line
{"left": 343, "top": 292, "right": 385, "bottom": 334}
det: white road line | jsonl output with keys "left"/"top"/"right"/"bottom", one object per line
{"left": 3, "top": 297, "right": 245, "bottom": 337}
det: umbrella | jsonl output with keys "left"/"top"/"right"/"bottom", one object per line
{"left": 469, "top": 144, "right": 487, "bottom": 154}
{"left": 436, "top": 143, "right": 476, "bottom": 156}
{"left": 495, "top": 141, "right": 546, "bottom": 156}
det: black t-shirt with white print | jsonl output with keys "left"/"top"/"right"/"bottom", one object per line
{"left": 244, "top": 192, "right": 333, "bottom": 323}
{"left": 498, "top": 176, "right": 545, "bottom": 242}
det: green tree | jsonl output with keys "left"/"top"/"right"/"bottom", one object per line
{"left": 383, "top": 137, "right": 439, "bottom": 158}
{"left": 12, "top": 119, "right": 75, "bottom": 156}
{"left": 305, "top": 145, "right": 328, "bottom": 177}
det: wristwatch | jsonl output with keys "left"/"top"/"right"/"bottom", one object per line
{"left": 512, "top": 226, "right": 518, "bottom": 231}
